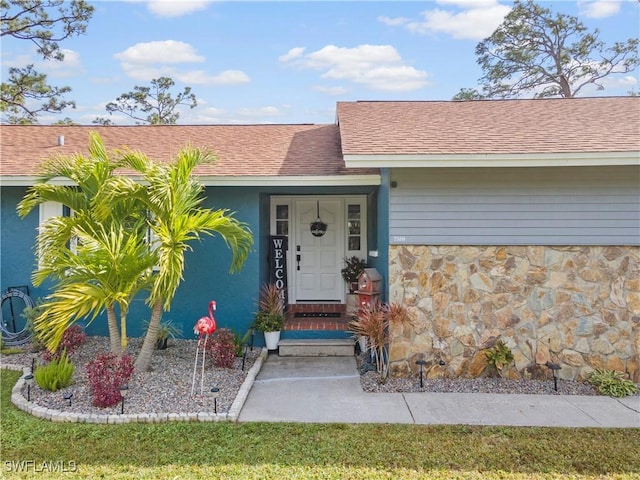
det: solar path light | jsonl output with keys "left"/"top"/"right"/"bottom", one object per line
{"left": 119, "top": 384, "right": 129, "bottom": 414}
{"left": 415, "top": 359, "right": 427, "bottom": 388}
{"left": 24, "top": 374, "right": 34, "bottom": 401}
{"left": 210, "top": 386, "right": 220, "bottom": 414}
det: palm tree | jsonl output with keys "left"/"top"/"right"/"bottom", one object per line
{"left": 18, "top": 133, "right": 253, "bottom": 371}
{"left": 17, "top": 133, "right": 154, "bottom": 354}
{"left": 117, "top": 145, "right": 254, "bottom": 372}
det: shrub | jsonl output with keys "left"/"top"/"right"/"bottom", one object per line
{"left": 34, "top": 351, "right": 75, "bottom": 391}
{"left": 233, "top": 330, "right": 244, "bottom": 357}
{"left": 206, "top": 328, "right": 236, "bottom": 368}
{"left": 349, "top": 302, "right": 388, "bottom": 380}
{"left": 484, "top": 340, "right": 514, "bottom": 375}
{"left": 21, "top": 299, "right": 46, "bottom": 351}
{"left": 85, "top": 353, "right": 134, "bottom": 408}
{"left": 588, "top": 369, "right": 639, "bottom": 398}
{"left": 43, "top": 324, "right": 86, "bottom": 362}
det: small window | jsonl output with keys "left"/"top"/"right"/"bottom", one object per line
{"left": 38, "top": 201, "right": 63, "bottom": 266}
{"left": 145, "top": 212, "right": 161, "bottom": 271}
{"left": 347, "top": 204, "right": 361, "bottom": 252}
{"left": 276, "top": 204, "right": 289, "bottom": 236}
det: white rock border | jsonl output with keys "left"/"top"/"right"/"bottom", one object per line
{"left": 3, "top": 348, "right": 267, "bottom": 424}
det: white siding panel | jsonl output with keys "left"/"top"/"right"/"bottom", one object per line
{"left": 389, "top": 166, "right": 640, "bottom": 246}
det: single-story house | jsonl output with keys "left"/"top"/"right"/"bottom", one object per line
{"left": 2, "top": 96, "right": 639, "bottom": 381}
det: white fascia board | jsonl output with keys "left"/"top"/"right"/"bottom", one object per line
{"left": 1, "top": 176, "right": 78, "bottom": 187}
{"left": 1, "top": 174, "right": 382, "bottom": 187}
{"left": 196, "top": 175, "right": 381, "bottom": 186}
{"left": 344, "top": 151, "right": 640, "bottom": 168}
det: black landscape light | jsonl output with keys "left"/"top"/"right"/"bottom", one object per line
{"left": 63, "top": 392, "right": 73, "bottom": 406}
{"left": 31, "top": 357, "right": 36, "bottom": 374}
{"left": 211, "top": 386, "right": 220, "bottom": 414}
{"left": 242, "top": 343, "right": 248, "bottom": 371}
{"left": 415, "top": 359, "right": 427, "bottom": 388}
{"left": 545, "top": 362, "right": 561, "bottom": 391}
{"left": 119, "top": 384, "right": 129, "bottom": 414}
{"left": 24, "top": 374, "right": 34, "bottom": 402}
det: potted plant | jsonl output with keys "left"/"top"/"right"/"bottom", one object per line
{"left": 341, "top": 256, "right": 366, "bottom": 315}
{"left": 342, "top": 256, "right": 367, "bottom": 293}
{"left": 254, "top": 283, "right": 284, "bottom": 350}
{"left": 154, "top": 319, "right": 181, "bottom": 350}
{"left": 348, "top": 301, "right": 388, "bottom": 381}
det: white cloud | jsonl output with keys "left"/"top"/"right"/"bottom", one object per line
{"left": 435, "top": 0, "right": 500, "bottom": 8}
{"left": 377, "top": 15, "right": 410, "bottom": 27}
{"left": 278, "top": 47, "right": 305, "bottom": 62}
{"left": 577, "top": 0, "right": 622, "bottom": 19}
{"left": 114, "top": 41, "right": 205, "bottom": 65}
{"left": 181, "top": 106, "right": 228, "bottom": 124}
{"left": 2, "top": 53, "right": 34, "bottom": 68}
{"left": 179, "top": 105, "right": 291, "bottom": 124}
{"left": 409, "top": 4, "right": 511, "bottom": 40}
{"left": 280, "top": 44, "right": 430, "bottom": 92}
{"left": 379, "top": 0, "right": 511, "bottom": 41}
{"left": 114, "top": 41, "right": 249, "bottom": 86}
{"left": 591, "top": 74, "right": 638, "bottom": 90}
{"left": 3, "top": 49, "right": 84, "bottom": 78}
{"left": 121, "top": 0, "right": 213, "bottom": 18}
{"left": 41, "top": 49, "right": 82, "bottom": 78}
{"left": 178, "top": 69, "right": 250, "bottom": 86}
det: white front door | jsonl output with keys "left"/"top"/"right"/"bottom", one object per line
{"left": 295, "top": 199, "right": 344, "bottom": 301}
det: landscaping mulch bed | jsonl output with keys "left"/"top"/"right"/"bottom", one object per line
{"left": 355, "top": 353, "right": 602, "bottom": 396}
{"left": 2, "top": 336, "right": 260, "bottom": 416}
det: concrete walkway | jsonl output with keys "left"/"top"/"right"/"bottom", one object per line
{"left": 238, "top": 355, "right": 640, "bottom": 428}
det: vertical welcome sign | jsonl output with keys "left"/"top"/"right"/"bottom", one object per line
{"left": 269, "top": 235, "right": 288, "bottom": 307}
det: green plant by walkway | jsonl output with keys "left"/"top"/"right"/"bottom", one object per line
{"left": 588, "top": 368, "right": 639, "bottom": 398}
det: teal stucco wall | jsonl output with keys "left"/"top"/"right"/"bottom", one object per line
{"left": 1, "top": 183, "right": 383, "bottom": 344}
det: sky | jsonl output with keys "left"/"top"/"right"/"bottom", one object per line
{"left": 2, "top": 0, "right": 639, "bottom": 125}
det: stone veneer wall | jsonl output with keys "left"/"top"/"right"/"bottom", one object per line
{"left": 388, "top": 245, "right": 640, "bottom": 382}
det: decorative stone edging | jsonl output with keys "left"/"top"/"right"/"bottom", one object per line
{"left": 3, "top": 347, "right": 267, "bottom": 424}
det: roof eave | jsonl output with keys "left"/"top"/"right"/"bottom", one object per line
{"left": 343, "top": 151, "right": 640, "bottom": 168}
{"left": 198, "top": 175, "right": 381, "bottom": 186}
{"left": 0, "top": 174, "right": 382, "bottom": 187}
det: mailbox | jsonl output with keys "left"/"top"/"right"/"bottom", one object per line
{"left": 357, "top": 268, "right": 382, "bottom": 311}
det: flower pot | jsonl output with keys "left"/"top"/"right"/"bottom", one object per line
{"left": 346, "top": 293, "right": 359, "bottom": 316}
{"left": 263, "top": 331, "right": 281, "bottom": 350}
{"left": 357, "top": 336, "right": 367, "bottom": 354}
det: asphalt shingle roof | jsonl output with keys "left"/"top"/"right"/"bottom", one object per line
{"left": 336, "top": 97, "right": 640, "bottom": 156}
{"left": 2, "top": 98, "right": 638, "bottom": 180}
{"left": 1, "top": 123, "right": 374, "bottom": 178}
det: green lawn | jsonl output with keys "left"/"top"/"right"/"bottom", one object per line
{"left": 1, "top": 369, "right": 639, "bottom": 479}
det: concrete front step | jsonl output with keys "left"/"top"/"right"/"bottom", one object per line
{"left": 278, "top": 338, "right": 355, "bottom": 357}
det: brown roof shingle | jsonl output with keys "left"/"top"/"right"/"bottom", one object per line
{"left": 0, "top": 123, "right": 374, "bottom": 178}
{"left": 337, "top": 97, "right": 640, "bottom": 156}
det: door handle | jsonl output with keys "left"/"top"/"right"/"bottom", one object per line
{"left": 296, "top": 254, "right": 301, "bottom": 270}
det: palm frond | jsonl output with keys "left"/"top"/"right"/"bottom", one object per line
{"left": 35, "top": 283, "right": 109, "bottom": 352}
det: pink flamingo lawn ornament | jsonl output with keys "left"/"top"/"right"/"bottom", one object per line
{"left": 191, "top": 300, "right": 217, "bottom": 397}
